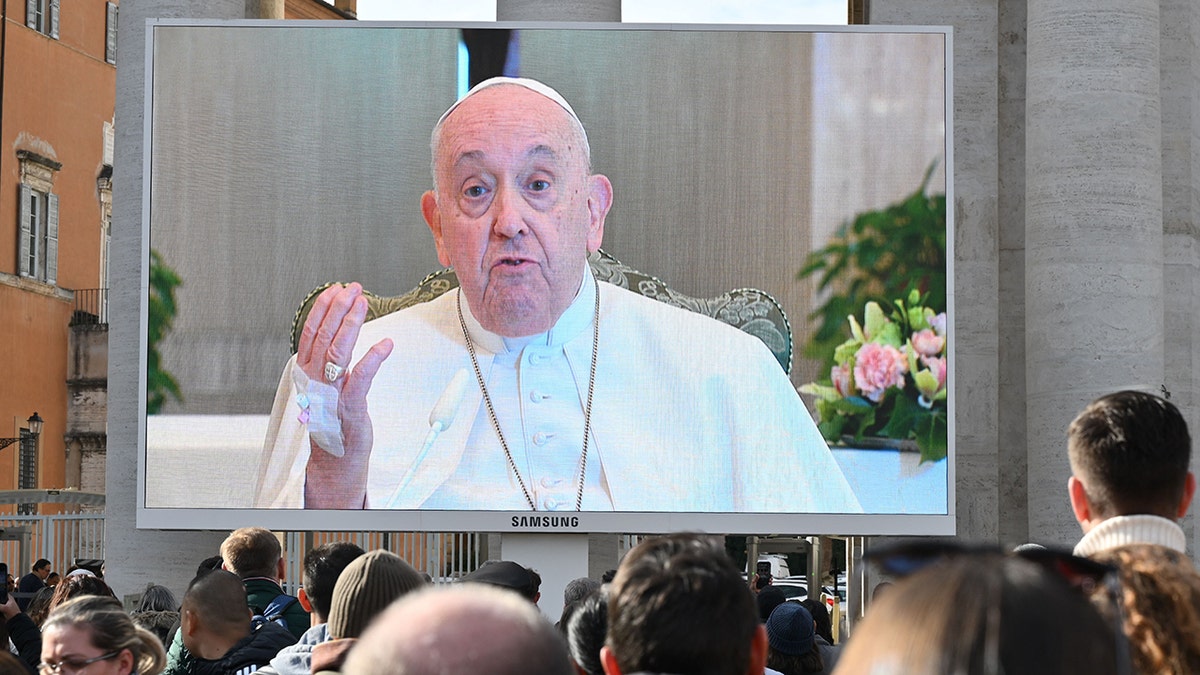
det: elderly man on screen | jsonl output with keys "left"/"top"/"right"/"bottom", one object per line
{"left": 254, "top": 77, "right": 861, "bottom": 513}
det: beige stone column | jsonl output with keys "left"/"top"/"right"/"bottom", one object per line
{"left": 108, "top": 0, "right": 244, "bottom": 601}
{"left": 497, "top": 0, "right": 618, "bottom": 21}
{"left": 1025, "top": 0, "right": 1164, "bottom": 543}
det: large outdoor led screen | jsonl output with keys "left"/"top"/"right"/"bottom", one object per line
{"left": 139, "top": 21, "right": 954, "bottom": 534}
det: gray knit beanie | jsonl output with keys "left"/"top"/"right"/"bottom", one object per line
{"left": 327, "top": 549, "right": 425, "bottom": 639}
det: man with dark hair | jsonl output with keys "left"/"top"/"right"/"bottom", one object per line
{"left": 180, "top": 570, "right": 296, "bottom": 675}
{"left": 259, "top": 541, "right": 365, "bottom": 675}
{"left": 461, "top": 560, "right": 541, "bottom": 604}
{"left": 602, "top": 533, "right": 767, "bottom": 675}
{"left": 343, "top": 585, "right": 573, "bottom": 675}
{"left": 16, "top": 559, "right": 51, "bottom": 610}
{"left": 165, "top": 528, "right": 309, "bottom": 675}
{"left": 1068, "top": 389, "right": 1195, "bottom": 556}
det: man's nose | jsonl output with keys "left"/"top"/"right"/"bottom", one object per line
{"left": 490, "top": 185, "right": 528, "bottom": 239}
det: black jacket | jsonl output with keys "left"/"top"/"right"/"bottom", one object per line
{"left": 190, "top": 622, "right": 297, "bottom": 675}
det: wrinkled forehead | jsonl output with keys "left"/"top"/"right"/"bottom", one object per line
{"left": 430, "top": 78, "right": 591, "bottom": 175}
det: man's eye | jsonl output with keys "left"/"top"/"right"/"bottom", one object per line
{"left": 464, "top": 185, "right": 488, "bottom": 198}
{"left": 528, "top": 179, "right": 550, "bottom": 192}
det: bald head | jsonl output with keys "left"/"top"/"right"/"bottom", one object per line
{"left": 430, "top": 77, "right": 592, "bottom": 187}
{"left": 181, "top": 570, "right": 251, "bottom": 657}
{"left": 343, "top": 585, "right": 573, "bottom": 675}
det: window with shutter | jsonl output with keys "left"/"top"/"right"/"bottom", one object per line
{"left": 106, "top": 3, "right": 118, "bottom": 64}
{"left": 48, "top": 0, "right": 58, "bottom": 39}
{"left": 16, "top": 151, "right": 61, "bottom": 284}
{"left": 45, "top": 194, "right": 59, "bottom": 285}
{"left": 18, "top": 184, "right": 33, "bottom": 278}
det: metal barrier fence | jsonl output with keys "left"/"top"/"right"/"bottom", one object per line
{"left": 281, "top": 531, "right": 484, "bottom": 593}
{"left": 0, "top": 515, "right": 104, "bottom": 577}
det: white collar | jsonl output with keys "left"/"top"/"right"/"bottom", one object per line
{"left": 458, "top": 265, "right": 596, "bottom": 355}
{"left": 1073, "top": 514, "right": 1187, "bottom": 556}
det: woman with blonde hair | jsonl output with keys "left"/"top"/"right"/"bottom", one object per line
{"left": 40, "top": 595, "right": 166, "bottom": 675}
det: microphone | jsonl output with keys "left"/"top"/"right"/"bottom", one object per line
{"left": 385, "top": 369, "right": 470, "bottom": 508}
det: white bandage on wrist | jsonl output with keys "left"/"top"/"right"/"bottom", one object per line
{"left": 292, "top": 365, "right": 347, "bottom": 457}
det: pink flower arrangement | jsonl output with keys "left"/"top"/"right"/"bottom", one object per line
{"left": 800, "top": 290, "right": 949, "bottom": 462}
{"left": 853, "top": 343, "right": 908, "bottom": 402}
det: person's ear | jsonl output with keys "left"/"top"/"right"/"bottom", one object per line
{"left": 297, "top": 587, "right": 313, "bottom": 613}
{"left": 747, "top": 624, "right": 768, "bottom": 675}
{"left": 1178, "top": 472, "right": 1196, "bottom": 518}
{"left": 585, "top": 174, "right": 612, "bottom": 252}
{"left": 1068, "top": 476, "right": 1093, "bottom": 529}
{"left": 182, "top": 608, "right": 197, "bottom": 636}
{"left": 422, "top": 190, "right": 452, "bottom": 267}
{"left": 600, "top": 646, "right": 623, "bottom": 675}
{"left": 276, "top": 558, "right": 286, "bottom": 581}
{"left": 115, "top": 649, "right": 134, "bottom": 675}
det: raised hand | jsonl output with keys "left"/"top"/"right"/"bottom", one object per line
{"left": 297, "top": 283, "right": 393, "bottom": 508}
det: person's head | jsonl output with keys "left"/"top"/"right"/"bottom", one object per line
{"left": 325, "top": 549, "right": 426, "bottom": 640}
{"left": 41, "top": 595, "right": 167, "bottom": 675}
{"left": 1090, "top": 544, "right": 1200, "bottom": 674}
{"left": 461, "top": 560, "right": 541, "bottom": 603}
{"left": 135, "top": 584, "right": 178, "bottom": 613}
{"left": 765, "top": 602, "right": 822, "bottom": 675}
{"left": 835, "top": 553, "right": 1121, "bottom": 675}
{"left": 756, "top": 586, "right": 786, "bottom": 623}
{"left": 27, "top": 586, "right": 56, "bottom": 627}
{"left": 46, "top": 572, "right": 61, "bottom": 587}
{"left": 421, "top": 77, "right": 614, "bottom": 338}
{"left": 48, "top": 574, "right": 115, "bottom": 615}
{"left": 180, "top": 569, "right": 251, "bottom": 659}
{"left": 798, "top": 599, "right": 833, "bottom": 645}
{"left": 1067, "top": 390, "right": 1195, "bottom": 528}
{"left": 563, "top": 577, "right": 601, "bottom": 608}
{"left": 195, "top": 555, "right": 223, "bottom": 577}
{"left": 603, "top": 533, "right": 766, "bottom": 675}
{"left": 220, "top": 527, "right": 283, "bottom": 580}
{"left": 33, "top": 558, "right": 52, "bottom": 579}
{"left": 342, "top": 584, "right": 574, "bottom": 675}
{"left": 566, "top": 588, "right": 608, "bottom": 675}
{"left": 301, "top": 541, "right": 365, "bottom": 623}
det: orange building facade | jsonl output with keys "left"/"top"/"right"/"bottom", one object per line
{"left": 0, "top": 0, "right": 117, "bottom": 505}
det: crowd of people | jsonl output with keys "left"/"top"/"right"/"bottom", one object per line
{"left": 0, "top": 389, "right": 1191, "bottom": 674}
{"left": 0, "top": 393, "right": 1164, "bottom": 675}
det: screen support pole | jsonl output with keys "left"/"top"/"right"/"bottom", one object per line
{"left": 499, "top": 533, "right": 589, "bottom": 621}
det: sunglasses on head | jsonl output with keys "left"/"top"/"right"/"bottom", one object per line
{"left": 864, "top": 540, "right": 1131, "bottom": 675}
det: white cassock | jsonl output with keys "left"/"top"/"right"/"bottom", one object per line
{"left": 254, "top": 268, "right": 862, "bottom": 513}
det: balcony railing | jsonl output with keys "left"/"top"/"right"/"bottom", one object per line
{"left": 70, "top": 288, "right": 108, "bottom": 326}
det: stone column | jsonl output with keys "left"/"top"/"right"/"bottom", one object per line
{"left": 1025, "top": 0, "right": 1163, "bottom": 544}
{"left": 107, "top": 0, "right": 245, "bottom": 601}
{"left": 497, "top": 0, "right": 619, "bottom": 21}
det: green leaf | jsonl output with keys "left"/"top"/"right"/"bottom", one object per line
{"left": 914, "top": 411, "right": 949, "bottom": 463}
{"left": 877, "top": 394, "right": 920, "bottom": 439}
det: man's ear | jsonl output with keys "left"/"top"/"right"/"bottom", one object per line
{"left": 421, "top": 190, "right": 452, "bottom": 267}
{"left": 276, "top": 558, "right": 286, "bottom": 582}
{"left": 585, "top": 174, "right": 613, "bottom": 253}
{"left": 297, "top": 587, "right": 313, "bottom": 613}
{"left": 182, "top": 607, "right": 197, "bottom": 637}
{"left": 1178, "top": 471, "right": 1196, "bottom": 518}
{"left": 1068, "top": 475, "right": 1093, "bottom": 529}
{"left": 600, "top": 646, "right": 623, "bottom": 675}
{"left": 747, "top": 624, "right": 768, "bottom": 675}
